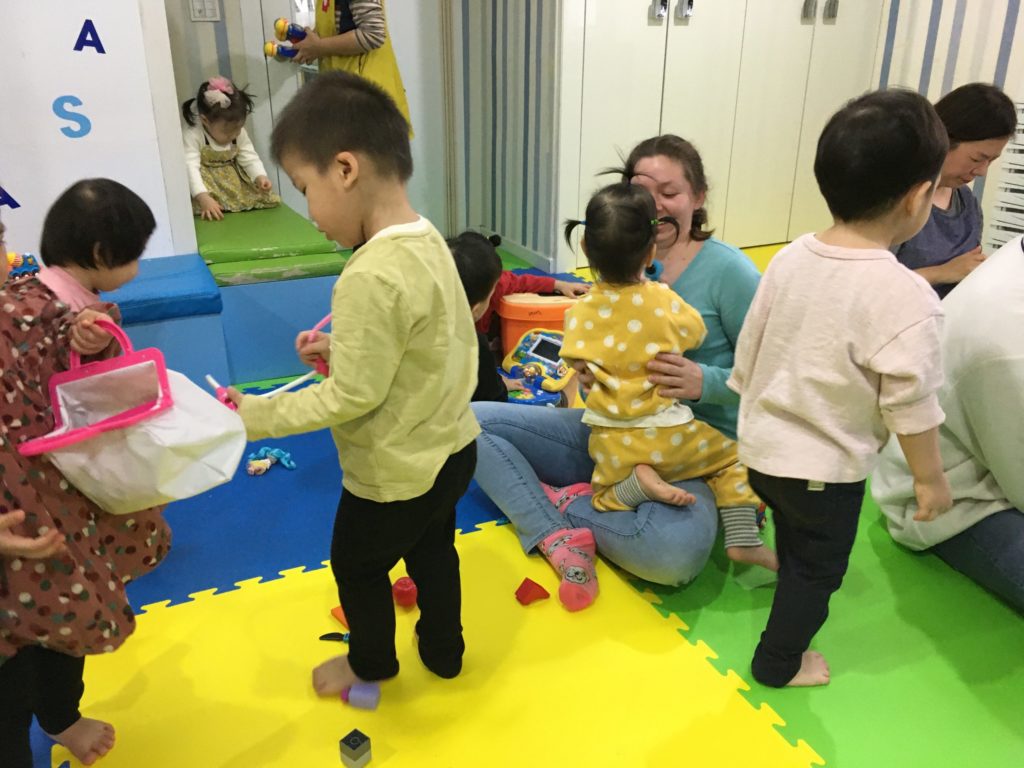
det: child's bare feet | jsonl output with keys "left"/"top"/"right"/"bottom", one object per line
{"left": 786, "top": 651, "right": 831, "bottom": 687}
{"left": 727, "top": 543, "right": 780, "bottom": 571}
{"left": 312, "top": 655, "right": 359, "bottom": 697}
{"left": 48, "top": 717, "right": 115, "bottom": 765}
{"left": 635, "top": 465, "right": 696, "bottom": 506}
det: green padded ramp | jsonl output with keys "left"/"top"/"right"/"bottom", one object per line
{"left": 209, "top": 250, "right": 352, "bottom": 286}
{"left": 195, "top": 205, "right": 339, "bottom": 264}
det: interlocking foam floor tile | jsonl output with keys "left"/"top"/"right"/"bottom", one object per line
{"left": 635, "top": 501, "right": 1024, "bottom": 768}
{"left": 52, "top": 522, "right": 820, "bottom": 768}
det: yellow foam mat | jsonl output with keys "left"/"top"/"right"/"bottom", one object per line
{"left": 54, "top": 522, "right": 821, "bottom": 767}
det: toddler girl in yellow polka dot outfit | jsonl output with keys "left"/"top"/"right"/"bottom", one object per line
{"left": 562, "top": 183, "right": 777, "bottom": 571}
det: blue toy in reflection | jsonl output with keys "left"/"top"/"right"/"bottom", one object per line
{"left": 501, "top": 328, "right": 574, "bottom": 407}
{"left": 264, "top": 40, "right": 299, "bottom": 60}
{"left": 274, "top": 18, "right": 307, "bottom": 44}
{"left": 6, "top": 252, "right": 40, "bottom": 279}
{"left": 644, "top": 258, "right": 664, "bottom": 281}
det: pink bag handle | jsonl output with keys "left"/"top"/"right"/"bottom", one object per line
{"left": 69, "top": 317, "right": 133, "bottom": 368}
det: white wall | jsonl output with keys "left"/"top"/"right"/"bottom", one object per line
{"left": 1, "top": 1, "right": 194, "bottom": 258}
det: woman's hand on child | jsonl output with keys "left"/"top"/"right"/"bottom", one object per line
{"left": 0, "top": 510, "right": 66, "bottom": 559}
{"left": 196, "top": 193, "right": 224, "bottom": 221}
{"left": 647, "top": 353, "right": 703, "bottom": 401}
{"left": 554, "top": 280, "right": 590, "bottom": 298}
{"left": 912, "top": 475, "right": 953, "bottom": 522}
{"left": 295, "top": 330, "right": 331, "bottom": 368}
{"left": 71, "top": 309, "right": 113, "bottom": 356}
{"left": 255, "top": 175, "right": 274, "bottom": 192}
{"left": 292, "top": 29, "right": 324, "bottom": 64}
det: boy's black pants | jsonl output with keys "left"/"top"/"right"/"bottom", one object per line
{"left": 331, "top": 442, "right": 477, "bottom": 681}
{"left": 747, "top": 469, "right": 865, "bottom": 687}
{"left": 0, "top": 646, "right": 85, "bottom": 768}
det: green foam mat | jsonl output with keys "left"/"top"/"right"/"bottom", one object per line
{"left": 496, "top": 246, "right": 534, "bottom": 270}
{"left": 208, "top": 250, "right": 351, "bottom": 286}
{"left": 195, "top": 205, "right": 338, "bottom": 264}
{"left": 636, "top": 494, "right": 1023, "bottom": 767}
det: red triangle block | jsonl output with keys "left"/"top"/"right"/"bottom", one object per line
{"left": 331, "top": 605, "right": 348, "bottom": 628}
{"left": 515, "top": 577, "right": 550, "bottom": 605}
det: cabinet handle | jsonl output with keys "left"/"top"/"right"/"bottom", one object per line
{"left": 649, "top": 0, "right": 668, "bottom": 21}
{"left": 675, "top": 0, "right": 694, "bottom": 19}
{"left": 823, "top": 0, "right": 839, "bottom": 21}
{"left": 801, "top": 0, "right": 818, "bottom": 22}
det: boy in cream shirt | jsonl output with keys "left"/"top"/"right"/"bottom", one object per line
{"left": 729, "top": 90, "right": 953, "bottom": 688}
{"left": 227, "top": 72, "right": 478, "bottom": 696}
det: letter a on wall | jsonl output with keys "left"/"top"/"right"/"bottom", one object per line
{"left": 0, "top": 186, "right": 20, "bottom": 210}
{"left": 74, "top": 19, "right": 106, "bottom": 53}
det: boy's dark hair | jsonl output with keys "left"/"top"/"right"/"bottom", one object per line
{"left": 271, "top": 71, "right": 412, "bottom": 181}
{"left": 448, "top": 232, "right": 502, "bottom": 305}
{"left": 935, "top": 82, "right": 1017, "bottom": 147}
{"left": 564, "top": 183, "right": 677, "bottom": 284}
{"left": 815, "top": 89, "right": 948, "bottom": 223}
{"left": 182, "top": 77, "right": 255, "bottom": 127}
{"left": 40, "top": 179, "right": 155, "bottom": 269}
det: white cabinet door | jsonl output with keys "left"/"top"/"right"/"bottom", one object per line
{"left": 659, "top": 0, "right": 747, "bottom": 232}
{"left": 576, "top": 0, "right": 670, "bottom": 230}
{"left": 787, "top": 0, "right": 885, "bottom": 239}
{"left": 722, "top": 1, "right": 816, "bottom": 246}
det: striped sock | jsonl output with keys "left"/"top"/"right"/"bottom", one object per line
{"left": 721, "top": 506, "right": 764, "bottom": 549}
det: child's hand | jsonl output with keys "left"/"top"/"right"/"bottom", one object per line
{"left": 197, "top": 193, "right": 224, "bottom": 221}
{"left": 292, "top": 29, "right": 323, "bottom": 64}
{"left": 295, "top": 330, "right": 331, "bottom": 368}
{"left": 224, "top": 387, "right": 245, "bottom": 408}
{"left": 503, "top": 377, "right": 525, "bottom": 392}
{"left": 71, "top": 309, "right": 113, "bottom": 356}
{"left": 255, "top": 175, "right": 273, "bottom": 192}
{"left": 0, "top": 510, "right": 66, "bottom": 559}
{"left": 568, "top": 359, "right": 594, "bottom": 395}
{"left": 912, "top": 475, "right": 953, "bottom": 521}
{"left": 554, "top": 280, "right": 590, "bottom": 298}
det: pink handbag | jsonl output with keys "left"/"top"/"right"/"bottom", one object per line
{"left": 19, "top": 319, "right": 246, "bottom": 514}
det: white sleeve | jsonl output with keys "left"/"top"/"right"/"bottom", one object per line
{"left": 236, "top": 128, "right": 268, "bottom": 181}
{"left": 956, "top": 357, "right": 1024, "bottom": 510}
{"left": 182, "top": 125, "right": 208, "bottom": 198}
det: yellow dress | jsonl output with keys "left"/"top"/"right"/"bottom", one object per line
{"left": 562, "top": 281, "right": 759, "bottom": 512}
{"left": 315, "top": 0, "right": 413, "bottom": 134}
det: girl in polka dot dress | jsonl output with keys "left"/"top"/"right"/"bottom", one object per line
{"left": 0, "top": 197, "right": 171, "bottom": 768}
{"left": 562, "top": 183, "right": 777, "bottom": 572}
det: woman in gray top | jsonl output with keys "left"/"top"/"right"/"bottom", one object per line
{"left": 895, "top": 83, "right": 1016, "bottom": 298}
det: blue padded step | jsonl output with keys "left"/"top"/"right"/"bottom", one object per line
{"left": 102, "top": 253, "right": 222, "bottom": 324}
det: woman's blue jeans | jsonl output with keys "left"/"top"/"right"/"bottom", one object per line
{"left": 472, "top": 402, "right": 718, "bottom": 586}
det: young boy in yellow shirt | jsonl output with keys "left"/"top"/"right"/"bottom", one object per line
{"left": 227, "top": 71, "right": 479, "bottom": 696}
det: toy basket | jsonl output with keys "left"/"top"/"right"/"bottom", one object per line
{"left": 19, "top": 319, "right": 246, "bottom": 514}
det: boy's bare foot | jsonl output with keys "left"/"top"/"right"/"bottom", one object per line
{"left": 48, "top": 717, "right": 115, "bottom": 765}
{"left": 312, "top": 655, "right": 359, "bottom": 697}
{"left": 727, "top": 543, "right": 780, "bottom": 572}
{"left": 786, "top": 651, "right": 831, "bottom": 687}
{"left": 635, "top": 465, "right": 696, "bottom": 506}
